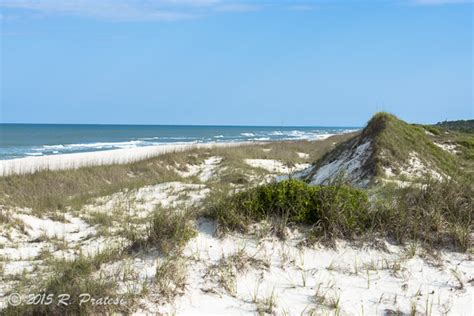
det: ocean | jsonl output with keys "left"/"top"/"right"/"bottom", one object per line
{"left": 0, "top": 124, "right": 358, "bottom": 160}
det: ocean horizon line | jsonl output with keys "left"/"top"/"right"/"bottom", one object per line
{"left": 0, "top": 122, "right": 362, "bottom": 129}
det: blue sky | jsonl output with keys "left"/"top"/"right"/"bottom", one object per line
{"left": 0, "top": 0, "right": 472, "bottom": 126}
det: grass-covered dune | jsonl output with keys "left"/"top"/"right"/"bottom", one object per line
{"left": 303, "top": 112, "right": 473, "bottom": 187}
{"left": 365, "top": 113, "right": 458, "bottom": 178}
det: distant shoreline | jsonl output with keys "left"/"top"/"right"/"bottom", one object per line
{"left": 0, "top": 131, "right": 355, "bottom": 176}
{"left": 0, "top": 124, "right": 357, "bottom": 160}
{"left": 0, "top": 142, "right": 250, "bottom": 177}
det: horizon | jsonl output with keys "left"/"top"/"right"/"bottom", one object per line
{"left": 1, "top": 1, "right": 473, "bottom": 126}
{"left": 0, "top": 122, "right": 361, "bottom": 128}
{"left": 1, "top": 113, "right": 472, "bottom": 127}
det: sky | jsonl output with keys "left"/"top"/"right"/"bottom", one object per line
{"left": 0, "top": 0, "right": 472, "bottom": 126}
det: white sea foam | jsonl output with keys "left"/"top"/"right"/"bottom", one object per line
{"left": 268, "top": 130, "right": 346, "bottom": 140}
{"left": 38, "top": 140, "right": 146, "bottom": 151}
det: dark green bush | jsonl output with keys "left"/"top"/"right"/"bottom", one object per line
{"left": 209, "top": 179, "right": 369, "bottom": 238}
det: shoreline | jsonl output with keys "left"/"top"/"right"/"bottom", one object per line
{"left": 0, "top": 141, "right": 252, "bottom": 177}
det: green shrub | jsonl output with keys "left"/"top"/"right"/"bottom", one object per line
{"left": 209, "top": 179, "right": 369, "bottom": 238}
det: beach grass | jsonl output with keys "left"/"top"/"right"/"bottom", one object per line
{"left": 132, "top": 206, "right": 197, "bottom": 255}
{"left": 1, "top": 204, "right": 200, "bottom": 314}
{"left": 2, "top": 248, "right": 124, "bottom": 316}
{"left": 373, "top": 177, "right": 473, "bottom": 251}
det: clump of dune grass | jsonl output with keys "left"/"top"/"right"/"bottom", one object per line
{"left": 154, "top": 256, "right": 188, "bottom": 301}
{"left": 129, "top": 206, "right": 197, "bottom": 255}
{"left": 205, "top": 248, "right": 269, "bottom": 296}
{"left": 256, "top": 289, "right": 278, "bottom": 315}
{"left": 207, "top": 179, "right": 370, "bottom": 239}
{"left": 0, "top": 208, "right": 8, "bottom": 224}
{"left": 87, "top": 211, "right": 115, "bottom": 227}
{"left": 146, "top": 207, "right": 197, "bottom": 254}
{"left": 374, "top": 177, "right": 473, "bottom": 251}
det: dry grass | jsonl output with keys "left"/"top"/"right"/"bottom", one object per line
{"left": 2, "top": 249, "right": 124, "bottom": 316}
{"left": 205, "top": 248, "right": 269, "bottom": 296}
{"left": 143, "top": 207, "right": 197, "bottom": 254}
{"left": 154, "top": 256, "right": 188, "bottom": 301}
{"left": 373, "top": 177, "right": 473, "bottom": 251}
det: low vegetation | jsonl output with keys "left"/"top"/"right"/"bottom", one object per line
{"left": 375, "top": 177, "right": 473, "bottom": 251}
{"left": 435, "top": 119, "right": 474, "bottom": 134}
{"left": 141, "top": 207, "right": 197, "bottom": 254}
{"left": 3, "top": 204, "right": 200, "bottom": 314}
{"left": 0, "top": 158, "right": 181, "bottom": 214}
{"left": 205, "top": 248, "right": 269, "bottom": 296}
{"left": 208, "top": 179, "right": 370, "bottom": 238}
{"left": 423, "top": 124, "right": 474, "bottom": 179}
{"left": 3, "top": 251, "right": 124, "bottom": 316}
{"left": 154, "top": 256, "right": 188, "bottom": 301}
{"left": 209, "top": 177, "right": 472, "bottom": 251}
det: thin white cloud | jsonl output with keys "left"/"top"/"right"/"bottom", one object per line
{"left": 0, "top": 0, "right": 263, "bottom": 21}
{"left": 285, "top": 4, "right": 317, "bottom": 11}
{"left": 213, "top": 3, "right": 260, "bottom": 12}
{"left": 2, "top": 0, "right": 468, "bottom": 22}
{"left": 411, "top": 0, "right": 472, "bottom": 5}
